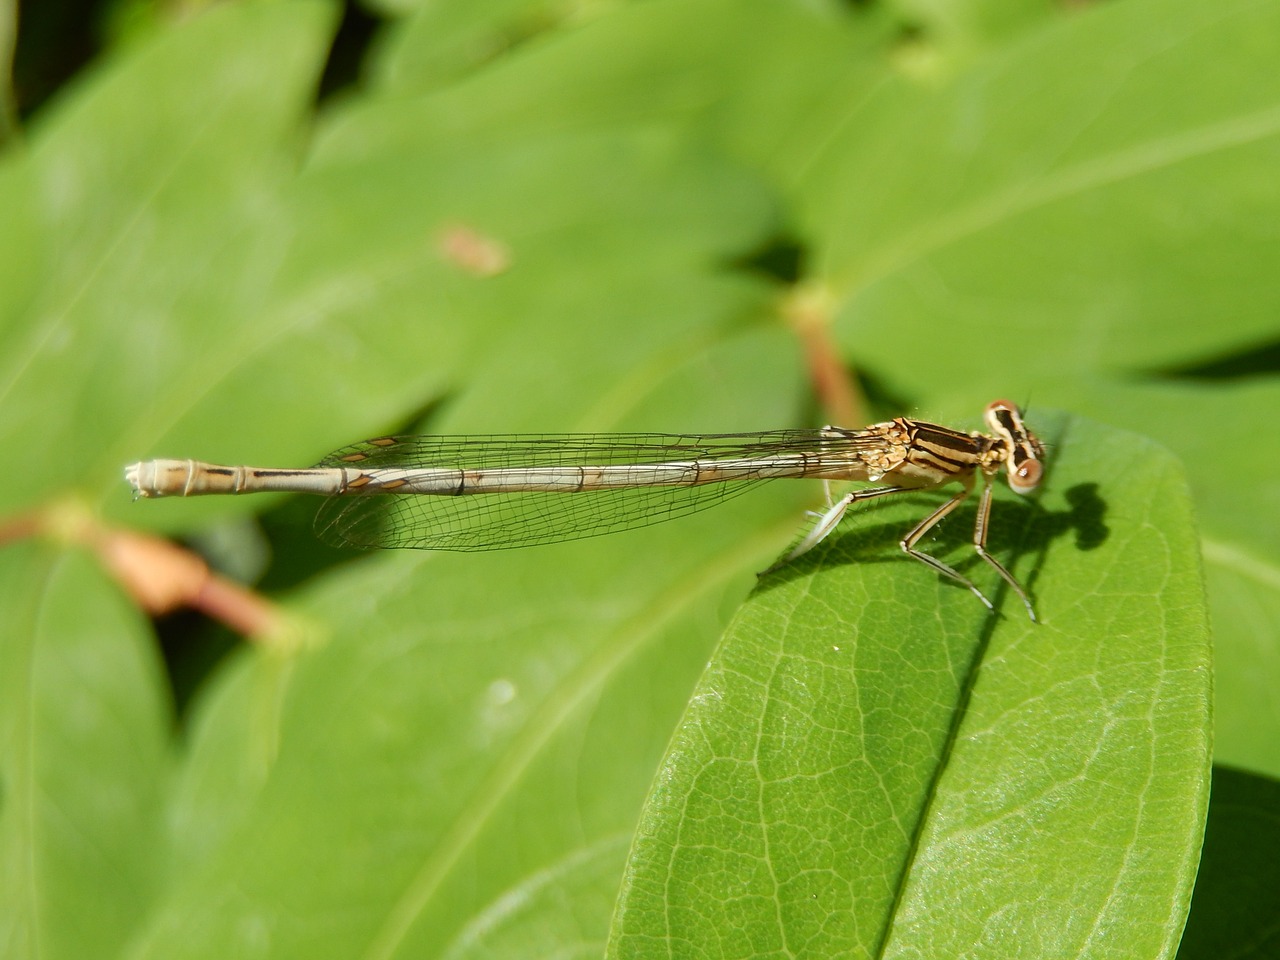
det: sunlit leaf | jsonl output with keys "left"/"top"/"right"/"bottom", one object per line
{"left": 612, "top": 415, "right": 1211, "bottom": 959}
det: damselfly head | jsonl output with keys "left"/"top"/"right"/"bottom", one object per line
{"left": 984, "top": 400, "right": 1044, "bottom": 495}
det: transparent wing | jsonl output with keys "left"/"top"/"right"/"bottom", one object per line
{"left": 311, "top": 430, "right": 872, "bottom": 551}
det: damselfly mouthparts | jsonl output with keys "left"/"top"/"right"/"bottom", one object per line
{"left": 126, "top": 400, "right": 1045, "bottom": 620}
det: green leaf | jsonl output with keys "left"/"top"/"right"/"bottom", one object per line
{"left": 0, "top": 546, "right": 173, "bottom": 960}
{"left": 1047, "top": 378, "right": 1280, "bottom": 779}
{"left": 370, "top": 0, "right": 592, "bottom": 92}
{"left": 797, "top": 0, "right": 1280, "bottom": 388}
{"left": 0, "top": 0, "right": 338, "bottom": 513}
{"left": 611, "top": 413, "right": 1211, "bottom": 959}
{"left": 369, "top": 0, "right": 891, "bottom": 186}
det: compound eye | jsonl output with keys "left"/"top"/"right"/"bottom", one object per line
{"left": 1010, "top": 458, "right": 1043, "bottom": 494}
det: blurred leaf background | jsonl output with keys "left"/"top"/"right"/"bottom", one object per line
{"left": 0, "top": 0, "right": 1274, "bottom": 957}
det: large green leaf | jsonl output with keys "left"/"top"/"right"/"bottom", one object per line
{"left": 1052, "top": 379, "right": 1280, "bottom": 778}
{"left": 612, "top": 414, "right": 1211, "bottom": 958}
{"left": 797, "top": 0, "right": 1280, "bottom": 388}
{"left": 0, "top": 546, "right": 172, "bottom": 960}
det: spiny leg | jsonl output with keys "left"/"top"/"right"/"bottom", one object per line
{"left": 971, "top": 473, "right": 1037, "bottom": 622}
{"left": 802, "top": 479, "right": 838, "bottom": 521}
{"left": 765, "top": 485, "right": 914, "bottom": 574}
{"left": 900, "top": 478, "right": 996, "bottom": 611}
{"left": 772, "top": 478, "right": 1035, "bottom": 621}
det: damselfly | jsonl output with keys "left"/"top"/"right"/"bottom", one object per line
{"left": 126, "top": 400, "right": 1045, "bottom": 620}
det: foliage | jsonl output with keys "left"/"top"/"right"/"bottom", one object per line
{"left": 0, "top": 0, "right": 1274, "bottom": 957}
